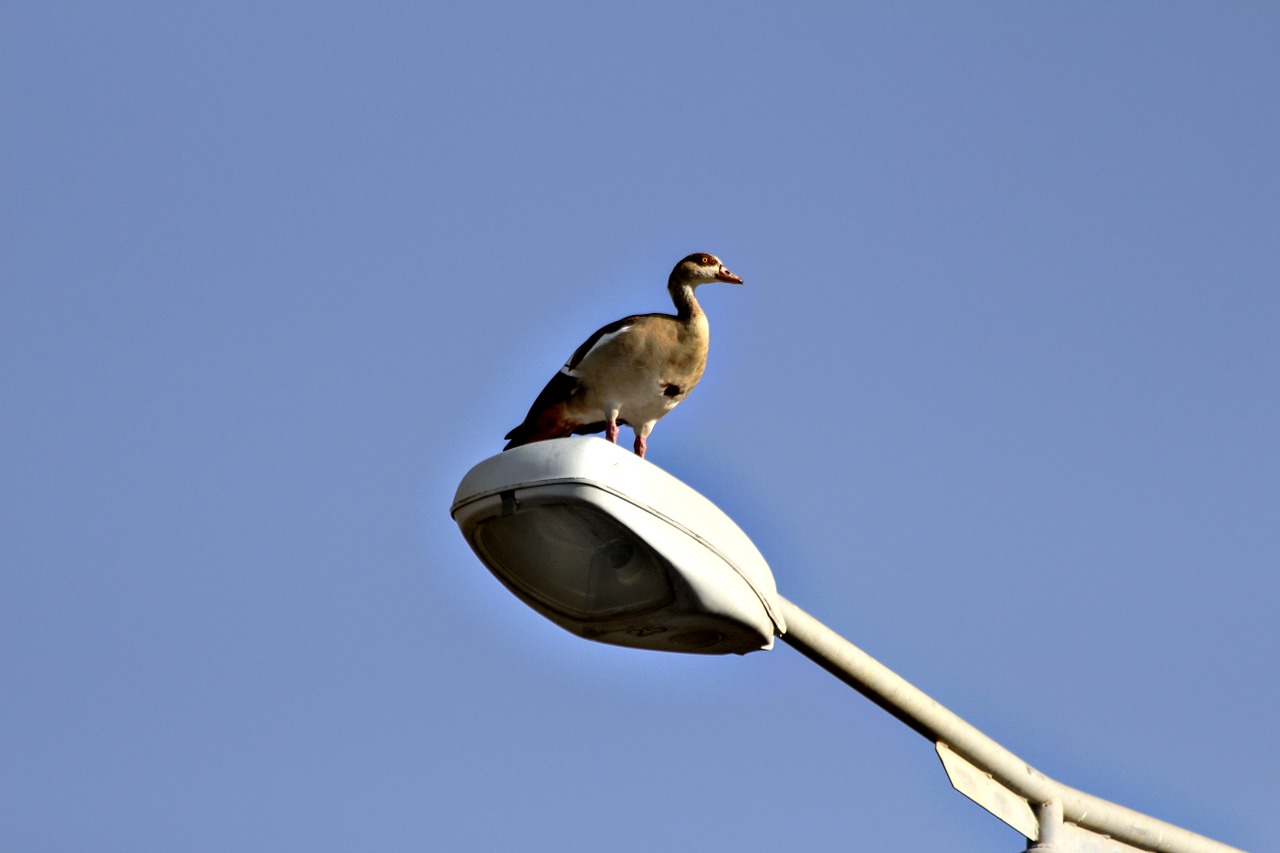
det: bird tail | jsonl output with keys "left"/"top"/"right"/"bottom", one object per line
{"left": 503, "top": 371, "right": 583, "bottom": 450}
{"left": 502, "top": 420, "right": 564, "bottom": 450}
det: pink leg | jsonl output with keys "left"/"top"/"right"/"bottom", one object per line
{"left": 632, "top": 432, "right": 646, "bottom": 458}
{"left": 605, "top": 417, "right": 619, "bottom": 444}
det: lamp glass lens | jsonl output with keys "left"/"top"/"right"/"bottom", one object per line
{"left": 474, "top": 503, "right": 672, "bottom": 620}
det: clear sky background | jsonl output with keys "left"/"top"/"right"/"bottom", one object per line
{"left": 3, "top": 3, "right": 1277, "bottom": 851}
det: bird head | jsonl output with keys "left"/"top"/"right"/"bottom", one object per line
{"left": 670, "top": 253, "right": 743, "bottom": 288}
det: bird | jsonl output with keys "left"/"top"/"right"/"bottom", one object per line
{"left": 503, "top": 252, "right": 743, "bottom": 459}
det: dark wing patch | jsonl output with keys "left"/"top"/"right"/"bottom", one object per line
{"left": 503, "top": 370, "right": 582, "bottom": 449}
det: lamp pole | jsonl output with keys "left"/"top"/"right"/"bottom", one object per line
{"left": 777, "top": 596, "right": 1242, "bottom": 853}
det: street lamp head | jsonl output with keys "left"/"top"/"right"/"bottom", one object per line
{"left": 451, "top": 438, "right": 785, "bottom": 654}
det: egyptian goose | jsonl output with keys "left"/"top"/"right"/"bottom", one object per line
{"left": 503, "top": 252, "right": 743, "bottom": 458}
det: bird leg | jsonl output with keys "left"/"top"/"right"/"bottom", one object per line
{"left": 633, "top": 432, "right": 646, "bottom": 458}
{"left": 605, "top": 416, "right": 619, "bottom": 444}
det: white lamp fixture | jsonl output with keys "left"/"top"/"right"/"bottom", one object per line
{"left": 450, "top": 437, "right": 785, "bottom": 654}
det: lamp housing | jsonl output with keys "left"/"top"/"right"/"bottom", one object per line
{"left": 451, "top": 438, "right": 785, "bottom": 655}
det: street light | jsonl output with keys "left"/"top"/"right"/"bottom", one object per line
{"left": 451, "top": 435, "right": 784, "bottom": 655}
{"left": 450, "top": 438, "right": 1243, "bottom": 853}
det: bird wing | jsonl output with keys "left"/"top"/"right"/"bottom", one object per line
{"left": 502, "top": 369, "right": 581, "bottom": 446}
{"left": 502, "top": 315, "right": 643, "bottom": 447}
{"left": 561, "top": 314, "right": 661, "bottom": 373}
{"left": 503, "top": 313, "right": 677, "bottom": 449}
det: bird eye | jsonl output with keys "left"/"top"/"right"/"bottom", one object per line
{"left": 700, "top": 255, "right": 710, "bottom": 265}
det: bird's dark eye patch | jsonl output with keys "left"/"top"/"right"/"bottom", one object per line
{"left": 699, "top": 255, "right": 710, "bottom": 265}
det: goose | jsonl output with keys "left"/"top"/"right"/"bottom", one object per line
{"left": 503, "top": 252, "right": 743, "bottom": 458}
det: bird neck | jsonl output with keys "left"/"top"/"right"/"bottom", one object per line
{"left": 668, "top": 281, "right": 703, "bottom": 322}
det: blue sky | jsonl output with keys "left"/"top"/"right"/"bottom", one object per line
{"left": 3, "top": 3, "right": 1277, "bottom": 851}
